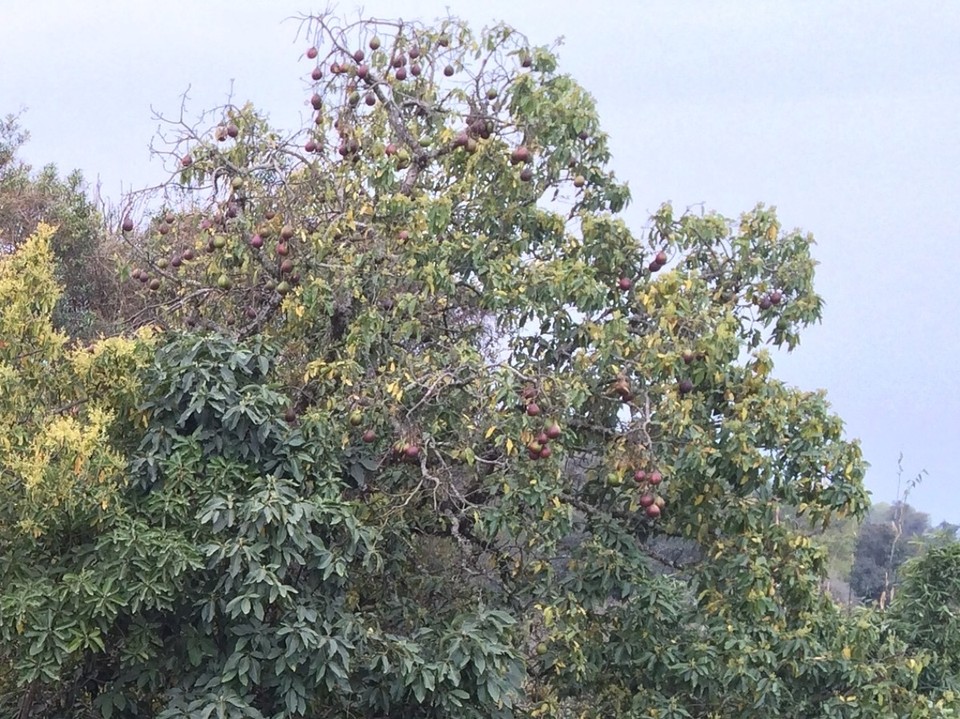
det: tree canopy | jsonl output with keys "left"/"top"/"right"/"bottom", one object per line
{"left": 1, "top": 12, "right": 958, "bottom": 719}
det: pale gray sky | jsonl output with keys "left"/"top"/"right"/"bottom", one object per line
{"left": 3, "top": 1, "right": 958, "bottom": 522}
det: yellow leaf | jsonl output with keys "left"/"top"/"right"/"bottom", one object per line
{"left": 485, "top": 425, "right": 497, "bottom": 439}
{"left": 841, "top": 646, "right": 852, "bottom": 660}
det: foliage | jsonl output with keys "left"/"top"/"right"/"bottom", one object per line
{"left": 849, "top": 501, "right": 930, "bottom": 604}
{"left": 1, "top": 12, "right": 958, "bottom": 719}
{"left": 888, "top": 542, "right": 960, "bottom": 697}
{"left": 0, "top": 114, "right": 119, "bottom": 338}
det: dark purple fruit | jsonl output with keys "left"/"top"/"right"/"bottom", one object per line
{"left": 510, "top": 146, "right": 531, "bottom": 164}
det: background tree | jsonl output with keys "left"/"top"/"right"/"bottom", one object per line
{"left": 849, "top": 501, "right": 931, "bottom": 604}
{"left": 2, "top": 12, "right": 958, "bottom": 719}
{"left": 0, "top": 114, "right": 120, "bottom": 337}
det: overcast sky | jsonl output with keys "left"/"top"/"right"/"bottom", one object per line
{"left": 2, "top": 1, "right": 958, "bottom": 523}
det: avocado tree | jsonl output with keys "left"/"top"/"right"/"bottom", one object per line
{"left": 2, "top": 12, "right": 957, "bottom": 719}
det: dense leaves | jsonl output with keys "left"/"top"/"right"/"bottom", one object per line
{"left": 0, "top": 116, "right": 120, "bottom": 337}
{"left": 1, "top": 11, "right": 959, "bottom": 719}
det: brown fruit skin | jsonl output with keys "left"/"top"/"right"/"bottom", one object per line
{"left": 526, "top": 403, "right": 541, "bottom": 417}
{"left": 444, "top": 65, "right": 455, "bottom": 77}
{"left": 655, "top": 250, "right": 668, "bottom": 265}
{"left": 678, "top": 379, "right": 694, "bottom": 395}
{"left": 536, "top": 432, "right": 549, "bottom": 446}
{"left": 361, "top": 429, "right": 377, "bottom": 443}
{"left": 528, "top": 448, "right": 541, "bottom": 460}
{"left": 573, "top": 175, "right": 586, "bottom": 188}
{"left": 510, "top": 146, "right": 531, "bottom": 164}
{"left": 280, "top": 259, "right": 294, "bottom": 274}
{"left": 770, "top": 289, "right": 783, "bottom": 305}
{"left": 639, "top": 493, "right": 655, "bottom": 508}
{"left": 276, "top": 243, "right": 290, "bottom": 257}
{"left": 369, "top": 36, "right": 381, "bottom": 50}
{"left": 404, "top": 444, "right": 420, "bottom": 459}
{"left": 634, "top": 470, "right": 647, "bottom": 483}
{"left": 122, "top": 216, "right": 134, "bottom": 233}
{"left": 180, "top": 154, "right": 193, "bottom": 167}
{"left": 398, "top": 230, "right": 410, "bottom": 241}
{"left": 645, "top": 504, "right": 662, "bottom": 519}
{"left": 148, "top": 278, "right": 161, "bottom": 291}
{"left": 311, "top": 67, "right": 323, "bottom": 81}
{"left": 538, "top": 445, "right": 552, "bottom": 459}
{"left": 311, "top": 94, "right": 323, "bottom": 110}
{"left": 394, "top": 67, "right": 407, "bottom": 81}
{"left": 226, "top": 123, "right": 239, "bottom": 138}
{"left": 618, "top": 277, "right": 632, "bottom": 291}
{"left": 527, "top": 442, "right": 543, "bottom": 455}
{"left": 519, "top": 167, "right": 534, "bottom": 182}
{"left": 284, "top": 407, "right": 297, "bottom": 423}
{"left": 353, "top": 49, "right": 365, "bottom": 62}
{"left": 682, "top": 349, "right": 696, "bottom": 365}
{"left": 306, "top": 46, "right": 318, "bottom": 59}
{"left": 648, "top": 471, "right": 663, "bottom": 486}
{"left": 545, "top": 423, "right": 561, "bottom": 440}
